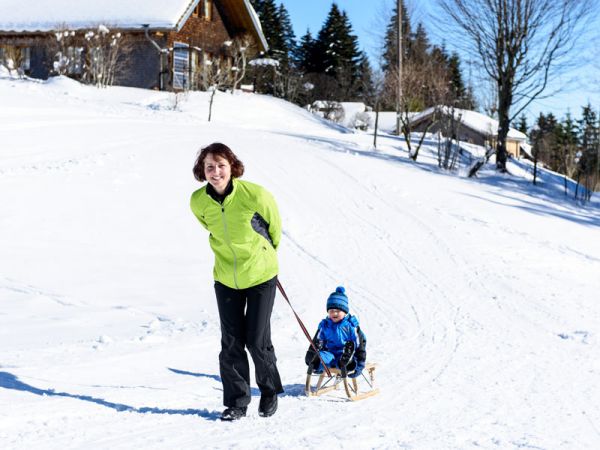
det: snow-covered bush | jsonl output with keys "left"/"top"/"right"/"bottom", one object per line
{"left": 51, "top": 24, "right": 127, "bottom": 87}
{"left": 52, "top": 29, "right": 83, "bottom": 76}
{"left": 351, "top": 111, "right": 372, "bottom": 131}
{"left": 310, "top": 100, "right": 344, "bottom": 124}
{"left": 82, "top": 25, "right": 125, "bottom": 87}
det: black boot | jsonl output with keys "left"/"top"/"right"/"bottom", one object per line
{"left": 220, "top": 406, "right": 247, "bottom": 421}
{"left": 258, "top": 394, "right": 278, "bottom": 417}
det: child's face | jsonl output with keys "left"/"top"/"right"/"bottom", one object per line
{"left": 328, "top": 308, "right": 346, "bottom": 323}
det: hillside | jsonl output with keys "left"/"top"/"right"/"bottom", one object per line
{"left": 1, "top": 75, "right": 599, "bottom": 449}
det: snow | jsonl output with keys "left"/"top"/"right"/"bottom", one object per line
{"left": 248, "top": 58, "right": 280, "bottom": 67}
{"left": 0, "top": 0, "right": 195, "bottom": 31}
{"left": 366, "top": 111, "right": 400, "bottom": 134}
{"left": 1, "top": 74, "right": 600, "bottom": 449}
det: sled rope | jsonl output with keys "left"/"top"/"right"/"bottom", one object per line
{"left": 276, "top": 279, "right": 332, "bottom": 377}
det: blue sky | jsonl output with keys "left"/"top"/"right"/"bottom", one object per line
{"left": 277, "top": 0, "right": 599, "bottom": 123}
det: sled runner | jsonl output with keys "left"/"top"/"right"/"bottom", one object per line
{"left": 305, "top": 362, "right": 379, "bottom": 401}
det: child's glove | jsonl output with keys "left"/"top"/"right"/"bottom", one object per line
{"left": 305, "top": 338, "right": 323, "bottom": 366}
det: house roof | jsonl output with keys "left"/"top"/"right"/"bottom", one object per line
{"left": 410, "top": 106, "right": 527, "bottom": 141}
{"left": 0, "top": 0, "right": 267, "bottom": 51}
{"left": 216, "top": 0, "right": 267, "bottom": 52}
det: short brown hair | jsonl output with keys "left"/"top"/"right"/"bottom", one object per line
{"left": 193, "top": 142, "right": 245, "bottom": 182}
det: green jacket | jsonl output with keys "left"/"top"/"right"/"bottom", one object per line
{"left": 190, "top": 178, "right": 281, "bottom": 289}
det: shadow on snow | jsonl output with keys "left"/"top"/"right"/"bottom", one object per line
{"left": 0, "top": 371, "right": 221, "bottom": 421}
{"left": 168, "top": 368, "right": 307, "bottom": 398}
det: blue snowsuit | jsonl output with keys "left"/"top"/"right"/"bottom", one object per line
{"left": 306, "top": 314, "right": 367, "bottom": 375}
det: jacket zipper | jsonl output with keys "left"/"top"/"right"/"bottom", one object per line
{"left": 220, "top": 206, "right": 239, "bottom": 288}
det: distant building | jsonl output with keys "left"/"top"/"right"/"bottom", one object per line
{"left": 0, "top": 0, "right": 267, "bottom": 90}
{"left": 409, "top": 106, "right": 528, "bottom": 158}
{"left": 308, "top": 101, "right": 374, "bottom": 130}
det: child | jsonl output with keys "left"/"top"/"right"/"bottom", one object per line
{"left": 305, "top": 286, "right": 367, "bottom": 378}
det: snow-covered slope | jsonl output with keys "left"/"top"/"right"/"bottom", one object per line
{"left": 1, "top": 75, "right": 599, "bottom": 449}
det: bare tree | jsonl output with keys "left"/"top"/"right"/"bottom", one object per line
{"left": 82, "top": 25, "right": 128, "bottom": 87}
{"left": 389, "top": 56, "right": 451, "bottom": 161}
{"left": 197, "top": 54, "right": 229, "bottom": 122}
{"left": 225, "top": 34, "right": 255, "bottom": 93}
{"left": 437, "top": 106, "right": 464, "bottom": 170}
{"left": 370, "top": 69, "right": 386, "bottom": 148}
{"left": 50, "top": 24, "right": 130, "bottom": 87}
{"left": 0, "top": 46, "right": 27, "bottom": 77}
{"left": 468, "top": 129, "right": 496, "bottom": 177}
{"left": 196, "top": 36, "right": 258, "bottom": 121}
{"left": 530, "top": 125, "right": 554, "bottom": 185}
{"left": 438, "top": 0, "right": 593, "bottom": 172}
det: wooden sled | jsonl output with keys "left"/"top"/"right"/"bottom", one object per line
{"left": 305, "top": 363, "right": 379, "bottom": 401}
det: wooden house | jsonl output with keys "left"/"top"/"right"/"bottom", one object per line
{"left": 409, "top": 106, "right": 528, "bottom": 158}
{"left": 0, "top": 0, "right": 267, "bottom": 90}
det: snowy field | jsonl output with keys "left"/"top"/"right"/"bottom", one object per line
{"left": 1, "top": 75, "right": 600, "bottom": 449}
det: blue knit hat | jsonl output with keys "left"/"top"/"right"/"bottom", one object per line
{"left": 326, "top": 286, "right": 349, "bottom": 314}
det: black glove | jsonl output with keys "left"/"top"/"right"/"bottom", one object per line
{"left": 305, "top": 338, "right": 323, "bottom": 366}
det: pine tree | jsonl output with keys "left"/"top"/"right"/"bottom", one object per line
{"left": 446, "top": 52, "right": 464, "bottom": 105}
{"left": 382, "top": 0, "right": 411, "bottom": 72}
{"left": 277, "top": 3, "right": 297, "bottom": 69}
{"left": 578, "top": 104, "right": 599, "bottom": 151}
{"left": 248, "top": 0, "right": 264, "bottom": 16}
{"left": 554, "top": 113, "right": 578, "bottom": 175}
{"left": 576, "top": 104, "right": 600, "bottom": 195}
{"left": 310, "top": 3, "right": 362, "bottom": 100}
{"left": 314, "top": 4, "right": 361, "bottom": 77}
{"left": 296, "top": 30, "right": 317, "bottom": 73}
{"left": 249, "top": 0, "right": 295, "bottom": 97}
{"left": 257, "top": 0, "right": 285, "bottom": 60}
{"left": 355, "top": 52, "right": 376, "bottom": 105}
{"left": 380, "top": 6, "right": 474, "bottom": 113}
{"left": 408, "top": 23, "right": 429, "bottom": 66}
{"left": 516, "top": 114, "right": 528, "bottom": 134}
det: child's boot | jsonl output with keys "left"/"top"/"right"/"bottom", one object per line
{"left": 338, "top": 341, "right": 356, "bottom": 377}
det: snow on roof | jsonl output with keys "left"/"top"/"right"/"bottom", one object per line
{"left": 520, "top": 142, "right": 533, "bottom": 158}
{"left": 0, "top": 0, "right": 196, "bottom": 32}
{"left": 244, "top": 0, "right": 267, "bottom": 51}
{"left": 411, "top": 106, "right": 528, "bottom": 141}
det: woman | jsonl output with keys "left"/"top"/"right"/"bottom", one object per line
{"left": 190, "top": 142, "right": 283, "bottom": 421}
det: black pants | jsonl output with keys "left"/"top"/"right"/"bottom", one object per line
{"left": 214, "top": 276, "right": 284, "bottom": 407}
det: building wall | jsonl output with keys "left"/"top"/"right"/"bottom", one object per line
{"left": 169, "top": 3, "right": 231, "bottom": 55}
{"left": 114, "top": 34, "right": 164, "bottom": 90}
{"left": 506, "top": 140, "right": 521, "bottom": 158}
{"left": 165, "top": 4, "right": 234, "bottom": 91}
{"left": 29, "top": 44, "right": 52, "bottom": 79}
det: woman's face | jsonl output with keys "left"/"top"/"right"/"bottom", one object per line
{"left": 204, "top": 153, "right": 232, "bottom": 194}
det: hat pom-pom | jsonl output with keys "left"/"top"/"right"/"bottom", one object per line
{"left": 336, "top": 286, "right": 345, "bottom": 294}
